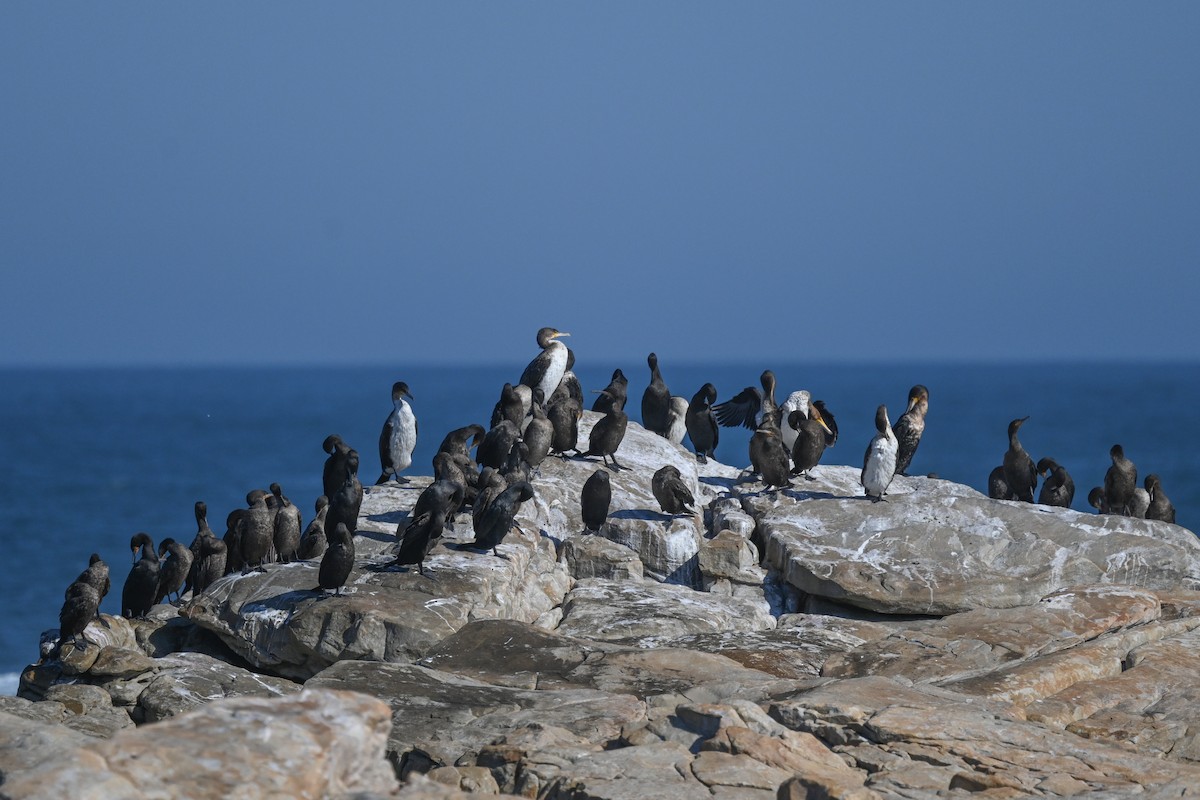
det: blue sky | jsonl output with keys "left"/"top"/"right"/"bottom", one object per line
{"left": 2, "top": 4, "right": 1198, "bottom": 366}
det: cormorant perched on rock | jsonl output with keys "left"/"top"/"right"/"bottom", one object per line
{"left": 1036, "top": 458, "right": 1075, "bottom": 508}
{"left": 377, "top": 381, "right": 417, "bottom": 484}
{"left": 72, "top": 553, "right": 110, "bottom": 618}
{"left": 317, "top": 523, "right": 354, "bottom": 597}
{"left": 1145, "top": 474, "right": 1176, "bottom": 523}
{"left": 240, "top": 489, "right": 275, "bottom": 571}
{"left": 523, "top": 399, "right": 554, "bottom": 469}
{"left": 715, "top": 370, "right": 779, "bottom": 431}
{"left": 892, "top": 385, "right": 929, "bottom": 476}
{"left": 478, "top": 420, "right": 520, "bottom": 470}
{"left": 431, "top": 452, "right": 470, "bottom": 519}
{"left": 580, "top": 469, "right": 611, "bottom": 533}
{"left": 749, "top": 419, "right": 791, "bottom": 491}
{"left": 326, "top": 450, "right": 363, "bottom": 537}
{"left": 470, "top": 481, "right": 535, "bottom": 556}
{"left": 322, "top": 434, "right": 352, "bottom": 501}
{"left": 1104, "top": 444, "right": 1137, "bottom": 516}
{"left": 988, "top": 466, "right": 1013, "bottom": 500}
{"left": 592, "top": 369, "right": 629, "bottom": 414}
{"left": 192, "top": 530, "right": 227, "bottom": 594}
{"left": 438, "top": 424, "right": 486, "bottom": 463}
{"left": 270, "top": 482, "right": 302, "bottom": 563}
{"left": 392, "top": 480, "right": 464, "bottom": 574}
{"left": 501, "top": 440, "right": 533, "bottom": 486}
{"left": 519, "top": 327, "right": 571, "bottom": 402}
{"left": 685, "top": 384, "right": 719, "bottom": 463}
{"left": 184, "top": 501, "right": 215, "bottom": 596}
{"left": 222, "top": 509, "right": 246, "bottom": 574}
{"left": 58, "top": 581, "right": 100, "bottom": 653}
{"left": 641, "top": 353, "right": 672, "bottom": 436}
{"left": 546, "top": 396, "right": 582, "bottom": 458}
{"left": 1087, "top": 486, "right": 1109, "bottom": 513}
{"left": 473, "top": 468, "right": 508, "bottom": 530}
{"left": 583, "top": 407, "right": 628, "bottom": 471}
{"left": 1002, "top": 417, "right": 1037, "bottom": 503}
{"left": 122, "top": 533, "right": 159, "bottom": 618}
{"left": 297, "top": 495, "right": 329, "bottom": 560}
{"left": 664, "top": 396, "right": 689, "bottom": 445}
{"left": 778, "top": 391, "right": 811, "bottom": 451}
{"left": 155, "top": 538, "right": 193, "bottom": 604}
{"left": 549, "top": 366, "right": 584, "bottom": 413}
{"left": 652, "top": 465, "right": 695, "bottom": 516}
{"left": 862, "top": 405, "right": 898, "bottom": 502}
{"left": 788, "top": 406, "right": 834, "bottom": 479}
{"left": 491, "top": 383, "right": 526, "bottom": 430}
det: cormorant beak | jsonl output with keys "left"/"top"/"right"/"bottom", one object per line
{"left": 907, "top": 396, "right": 919, "bottom": 413}
{"left": 818, "top": 418, "right": 834, "bottom": 436}
{"left": 553, "top": 332, "right": 571, "bottom": 339}
{"left": 404, "top": 390, "right": 415, "bottom": 400}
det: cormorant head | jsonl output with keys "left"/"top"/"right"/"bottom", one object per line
{"left": 392, "top": 382, "right": 413, "bottom": 402}
{"left": 875, "top": 405, "right": 890, "bottom": 433}
{"left": 1110, "top": 444, "right": 1125, "bottom": 461}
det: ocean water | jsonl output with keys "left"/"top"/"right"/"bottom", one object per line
{"left": 2, "top": 362, "right": 1197, "bottom": 687}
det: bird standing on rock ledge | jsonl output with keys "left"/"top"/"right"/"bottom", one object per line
{"left": 519, "top": 327, "right": 571, "bottom": 402}
{"left": 377, "top": 381, "right": 417, "bottom": 485}
{"left": 862, "top": 405, "right": 898, "bottom": 502}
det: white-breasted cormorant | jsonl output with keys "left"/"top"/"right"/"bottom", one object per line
{"left": 862, "top": 405, "right": 898, "bottom": 502}
{"left": 519, "top": 327, "right": 571, "bottom": 402}
{"left": 778, "top": 391, "right": 812, "bottom": 451}
{"left": 377, "top": 381, "right": 417, "bottom": 485}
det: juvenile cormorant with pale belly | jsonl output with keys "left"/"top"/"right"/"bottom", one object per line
{"left": 377, "top": 381, "right": 417, "bottom": 484}
{"left": 519, "top": 327, "right": 571, "bottom": 402}
{"left": 861, "top": 405, "right": 898, "bottom": 502}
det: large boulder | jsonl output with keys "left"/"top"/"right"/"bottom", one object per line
{"left": 741, "top": 465, "right": 1200, "bottom": 614}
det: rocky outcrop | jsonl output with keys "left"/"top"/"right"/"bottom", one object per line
{"left": 11, "top": 416, "right": 1200, "bottom": 798}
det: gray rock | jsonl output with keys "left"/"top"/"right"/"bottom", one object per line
{"left": 562, "top": 533, "right": 645, "bottom": 581}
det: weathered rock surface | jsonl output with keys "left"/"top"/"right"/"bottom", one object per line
{"left": 1, "top": 689, "right": 399, "bottom": 799}
{"left": 12, "top": 422, "right": 1200, "bottom": 798}
{"left": 745, "top": 465, "right": 1200, "bottom": 614}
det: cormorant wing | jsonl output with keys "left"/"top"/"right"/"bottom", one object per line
{"left": 518, "top": 351, "right": 551, "bottom": 391}
{"left": 814, "top": 401, "right": 838, "bottom": 446}
{"left": 378, "top": 416, "right": 395, "bottom": 469}
{"left": 712, "top": 386, "right": 763, "bottom": 430}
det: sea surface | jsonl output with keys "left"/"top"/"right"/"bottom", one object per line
{"left": 2, "top": 362, "right": 1197, "bottom": 691}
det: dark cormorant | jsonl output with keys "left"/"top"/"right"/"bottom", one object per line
{"left": 193, "top": 531, "right": 227, "bottom": 594}
{"left": 862, "top": 405, "right": 898, "bottom": 502}
{"left": 438, "top": 424, "right": 486, "bottom": 463}
{"left": 1104, "top": 444, "right": 1137, "bottom": 516}
{"left": 392, "top": 480, "right": 463, "bottom": 574}
{"left": 297, "top": 495, "right": 329, "bottom": 560}
{"left": 592, "top": 369, "right": 629, "bottom": 414}
{"left": 788, "top": 405, "right": 834, "bottom": 479}
{"left": 652, "top": 465, "right": 695, "bottom": 516}
{"left": 1036, "top": 458, "right": 1075, "bottom": 508}
{"left": 519, "top": 327, "right": 571, "bottom": 401}
{"left": 377, "top": 381, "right": 417, "bottom": 484}
{"left": 222, "top": 509, "right": 246, "bottom": 574}
{"left": 988, "top": 467, "right": 1013, "bottom": 500}
{"left": 491, "top": 383, "right": 526, "bottom": 430}
{"left": 748, "top": 420, "right": 791, "bottom": 491}
{"left": 583, "top": 407, "right": 629, "bottom": 471}
{"left": 478, "top": 420, "right": 520, "bottom": 470}
{"left": 326, "top": 450, "right": 363, "bottom": 537}
{"left": 473, "top": 468, "right": 508, "bottom": 530}
{"left": 685, "top": 384, "right": 719, "bottom": 464}
{"left": 184, "top": 501, "right": 215, "bottom": 597}
{"left": 58, "top": 581, "right": 100, "bottom": 653}
{"left": 240, "top": 489, "right": 275, "bottom": 570}
{"left": 523, "top": 399, "right": 554, "bottom": 469}
{"left": 72, "top": 553, "right": 110, "bottom": 618}
{"left": 1087, "top": 486, "right": 1109, "bottom": 513}
{"left": 470, "top": 481, "right": 535, "bottom": 556}
{"left": 155, "top": 538, "right": 193, "bottom": 604}
{"left": 270, "top": 482, "right": 302, "bottom": 563}
{"left": 714, "top": 370, "right": 779, "bottom": 431}
{"left": 317, "top": 522, "right": 354, "bottom": 597}
{"left": 431, "top": 452, "right": 470, "bottom": 519}
{"left": 1145, "top": 474, "right": 1175, "bottom": 523}
{"left": 580, "top": 469, "right": 611, "bottom": 533}
{"left": 1002, "top": 417, "right": 1037, "bottom": 503}
{"left": 641, "top": 353, "right": 671, "bottom": 436}
{"left": 322, "top": 434, "right": 352, "bottom": 501}
{"left": 892, "top": 385, "right": 929, "bottom": 476}
{"left": 546, "top": 396, "right": 582, "bottom": 458}
{"left": 122, "top": 533, "right": 159, "bottom": 618}
{"left": 813, "top": 400, "right": 838, "bottom": 447}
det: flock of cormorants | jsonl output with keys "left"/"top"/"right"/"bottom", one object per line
{"left": 53, "top": 327, "right": 1178, "bottom": 655}
{"left": 988, "top": 417, "right": 1175, "bottom": 523}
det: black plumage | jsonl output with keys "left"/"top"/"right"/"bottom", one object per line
{"left": 714, "top": 370, "right": 778, "bottom": 431}
{"left": 988, "top": 466, "right": 1012, "bottom": 500}
{"left": 470, "top": 481, "right": 535, "bottom": 556}
{"left": 184, "top": 501, "right": 214, "bottom": 597}
{"left": 322, "top": 434, "right": 352, "bottom": 501}
{"left": 651, "top": 465, "right": 695, "bottom": 516}
{"left": 583, "top": 408, "right": 628, "bottom": 471}
{"left": 892, "top": 385, "right": 928, "bottom": 475}
{"left": 547, "top": 396, "right": 582, "bottom": 457}
{"left": 473, "top": 468, "right": 508, "bottom": 530}
{"left": 479, "top": 420, "right": 520, "bottom": 470}
{"left": 438, "top": 424, "right": 486, "bottom": 462}
{"left": 392, "top": 479, "right": 464, "bottom": 574}
{"left": 192, "top": 530, "right": 227, "bottom": 594}
{"left": 72, "top": 553, "right": 110, "bottom": 617}
{"left": 491, "top": 383, "right": 526, "bottom": 430}
{"left": 222, "top": 509, "right": 246, "bottom": 574}
{"left": 592, "top": 369, "right": 629, "bottom": 414}
{"left": 155, "top": 538, "right": 193, "bottom": 604}
{"left": 1145, "top": 474, "right": 1176, "bottom": 523}
{"left": 58, "top": 581, "right": 100, "bottom": 652}
{"left": 685, "top": 383, "right": 719, "bottom": 463}
{"left": 813, "top": 400, "right": 838, "bottom": 447}
{"left": 580, "top": 469, "right": 611, "bottom": 533}
{"left": 240, "top": 489, "right": 276, "bottom": 570}
{"left": 1002, "top": 417, "right": 1037, "bottom": 503}
{"left": 641, "top": 353, "right": 671, "bottom": 436}
{"left": 523, "top": 399, "right": 554, "bottom": 468}
{"left": 271, "top": 482, "right": 302, "bottom": 563}
{"left": 326, "top": 450, "right": 363, "bottom": 537}
{"left": 788, "top": 405, "right": 834, "bottom": 479}
{"left": 1104, "top": 444, "right": 1137, "bottom": 516}
{"left": 122, "top": 532, "right": 159, "bottom": 618}
{"left": 749, "top": 421, "right": 791, "bottom": 491}
{"left": 297, "top": 495, "right": 330, "bottom": 560}
{"left": 1087, "top": 486, "right": 1109, "bottom": 513}
{"left": 1036, "top": 458, "right": 1075, "bottom": 508}
{"left": 317, "top": 522, "right": 355, "bottom": 596}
